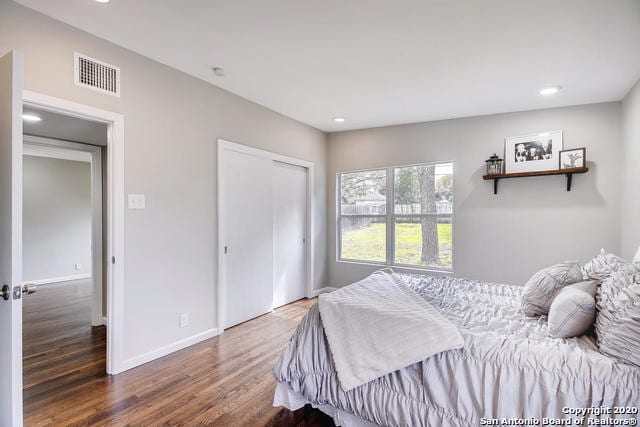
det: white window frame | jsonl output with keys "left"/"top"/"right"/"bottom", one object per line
{"left": 337, "top": 161, "right": 454, "bottom": 273}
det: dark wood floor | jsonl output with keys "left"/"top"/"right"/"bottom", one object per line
{"left": 23, "top": 280, "right": 335, "bottom": 426}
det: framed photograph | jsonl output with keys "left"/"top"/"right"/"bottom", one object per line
{"left": 504, "top": 130, "right": 563, "bottom": 173}
{"left": 559, "top": 148, "right": 586, "bottom": 170}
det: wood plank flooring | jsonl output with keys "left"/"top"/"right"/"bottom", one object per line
{"left": 23, "top": 280, "right": 335, "bottom": 426}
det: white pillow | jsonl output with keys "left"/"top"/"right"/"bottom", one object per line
{"left": 634, "top": 245, "right": 640, "bottom": 264}
{"left": 521, "top": 261, "right": 583, "bottom": 317}
{"left": 581, "top": 249, "right": 631, "bottom": 281}
{"left": 595, "top": 272, "right": 640, "bottom": 367}
{"left": 547, "top": 281, "right": 597, "bottom": 339}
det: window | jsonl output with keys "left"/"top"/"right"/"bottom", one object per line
{"left": 339, "top": 169, "right": 387, "bottom": 263}
{"left": 338, "top": 162, "right": 453, "bottom": 271}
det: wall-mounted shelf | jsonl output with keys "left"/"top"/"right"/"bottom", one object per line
{"left": 482, "top": 167, "right": 589, "bottom": 194}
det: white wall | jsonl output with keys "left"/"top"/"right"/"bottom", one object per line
{"left": 0, "top": 1, "right": 328, "bottom": 363}
{"left": 22, "top": 155, "right": 91, "bottom": 282}
{"left": 328, "top": 103, "right": 623, "bottom": 287}
{"left": 621, "top": 78, "right": 640, "bottom": 260}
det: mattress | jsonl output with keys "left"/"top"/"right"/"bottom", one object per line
{"left": 273, "top": 274, "right": 640, "bottom": 426}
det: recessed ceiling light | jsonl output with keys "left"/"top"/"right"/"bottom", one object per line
{"left": 333, "top": 117, "right": 345, "bottom": 123}
{"left": 22, "top": 114, "right": 42, "bottom": 122}
{"left": 95, "top": 0, "right": 110, "bottom": 3}
{"left": 540, "top": 86, "right": 562, "bottom": 96}
{"left": 212, "top": 67, "right": 225, "bottom": 77}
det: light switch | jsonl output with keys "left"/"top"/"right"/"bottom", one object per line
{"left": 128, "top": 194, "right": 146, "bottom": 210}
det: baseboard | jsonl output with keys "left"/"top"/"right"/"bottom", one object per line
{"left": 309, "top": 287, "right": 337, "bottom": 297}
{"left": 120, "top": 327, "right": 219, "bottom": 372}
{"left": 91, "top": 316, "right": 106, "bottom": 327}
{"left": 24, "top": 273, "right": 91, "bottom": 286}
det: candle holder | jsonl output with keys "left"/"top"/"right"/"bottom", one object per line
{"left": 485, "top": 153, "right": 503, "bottom": 176}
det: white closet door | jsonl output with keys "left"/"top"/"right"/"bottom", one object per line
{"left": 273, "top": 161, "right": 307, "bottom": 308}
{"left": 222, "top": 149, "right": 274, "bottom": 328}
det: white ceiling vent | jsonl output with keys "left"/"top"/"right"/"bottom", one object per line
{"left": 74, "top": 53, "right": 120, "bottom": 97}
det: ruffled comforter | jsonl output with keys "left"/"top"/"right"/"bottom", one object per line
{"left": 273, "top": 275, "right": 640, "bottom": 426}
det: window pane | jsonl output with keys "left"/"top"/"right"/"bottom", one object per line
{"left": 340, "top": 170, "right": 386, "bottom": 215}
{"left": 394, "top": 217, "right": 452, "bottom": 269}
{"left": 394, "top": 163, "right": 452, "bottom": 215}
{"left": 340, "top": 217, "right": 386, "bottom": 262}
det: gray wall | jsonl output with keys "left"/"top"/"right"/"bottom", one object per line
{"left": 23, "top": 155, "right": 92, "bottom": 282}
{"left": 621, "top": 78, "right": 640, "bottom": 260}
{"left": 328, "top": 103, "right": 623, "bottom": 286}
{"left": 0, "top": 1, "right": 328, "bottom": 361}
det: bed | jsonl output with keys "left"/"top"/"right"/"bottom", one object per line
{"left": 272, "top": 273, "right": 640, "bottom": 426}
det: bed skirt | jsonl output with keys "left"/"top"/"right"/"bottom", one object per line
{"left": 273, "top": 381, "right": 379, "bottom": 427}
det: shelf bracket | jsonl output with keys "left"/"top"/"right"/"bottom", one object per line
{"left": 493, "top": 179, "right": 498, "bottom": 195}
{"left": 566, "top": 173, "right": 573, "bottom": 192}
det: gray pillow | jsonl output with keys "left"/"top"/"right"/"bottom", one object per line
{"left": 582, "top": 249, "right": 631, "bottom": 281}
{"left": 547, "top": 281, "right": 597, "bottom": 339}
{"left": 595, "top": 273, "right": 640, "bottom": 367}
{"left": 521, "top": 261, "right": 583, "bottom": 317}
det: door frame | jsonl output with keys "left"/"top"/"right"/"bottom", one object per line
{"left": 23, "top": 90, "right": 125, "bottom": 374}
{"left": 23, "top": 135, "right": 104, "bottom": 327}
{"left": 217, "top": 139, "right": 314, "bottom": 333}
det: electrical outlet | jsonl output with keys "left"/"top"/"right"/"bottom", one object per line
{"left": 179, "top": 313, "right": 189, "bottom": 328}
{"left": 74, "top": 263, "right": 82, "bottom": 270}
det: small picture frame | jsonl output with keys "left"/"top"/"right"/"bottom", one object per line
{"left": 559, "top": 148, "right": 586, "bottom": 170}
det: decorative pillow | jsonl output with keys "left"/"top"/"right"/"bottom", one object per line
{"left": 595, "top": 273, "right": 640, "bottom": 367}
{"left": 547, "top": 281, "right": 597, "bottom": 339}
{"left": 521, "top": 261, "right": 583, "bottom": 317}
{"left": 596, "top": 267, "right": 638, "bottom": 310}
{"left": 582, "top": 249, "right": 631, "bottom": 281}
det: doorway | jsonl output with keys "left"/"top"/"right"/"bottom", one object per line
{"left": 23, "top": 134, "right": 104, "bottom": 326}
{"left": 21, "top": 110, "right": 108, "bottom": 420}
{"left": 22, "top": 90, "right": 126, "bottom": 377}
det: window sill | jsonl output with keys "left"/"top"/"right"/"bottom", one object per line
{"left": 336, "top": 259, "right": 454, "bottom": 276}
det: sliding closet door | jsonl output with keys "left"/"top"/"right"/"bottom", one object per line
{"left": 273, "top": 161, "right": 307, "bottom": 308}
{"left": 221, "top": 149, "right": 274, "bottom": 328}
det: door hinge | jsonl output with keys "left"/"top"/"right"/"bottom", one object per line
{"left": 224, "top": 246, "right": 228, "bottom": 254}
{"left": 112, "top": 256, "right": 116, "bottom": 264}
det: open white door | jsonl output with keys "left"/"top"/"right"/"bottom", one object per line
{"left": 0, "top": 50, "right": 24, "bottom": 427}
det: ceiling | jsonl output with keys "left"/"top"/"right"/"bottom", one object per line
{"left": 23, "top": 107, "right": 108, "bottom": 146}
{"left": 15, "top": 0, "right": 640, "bottom": 132}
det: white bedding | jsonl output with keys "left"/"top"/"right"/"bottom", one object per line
{"left": 274, "top": 274, "right": 640, "bottom": 426}
{"left": 318, "top": 270, "right": 464, "bottom": 391}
